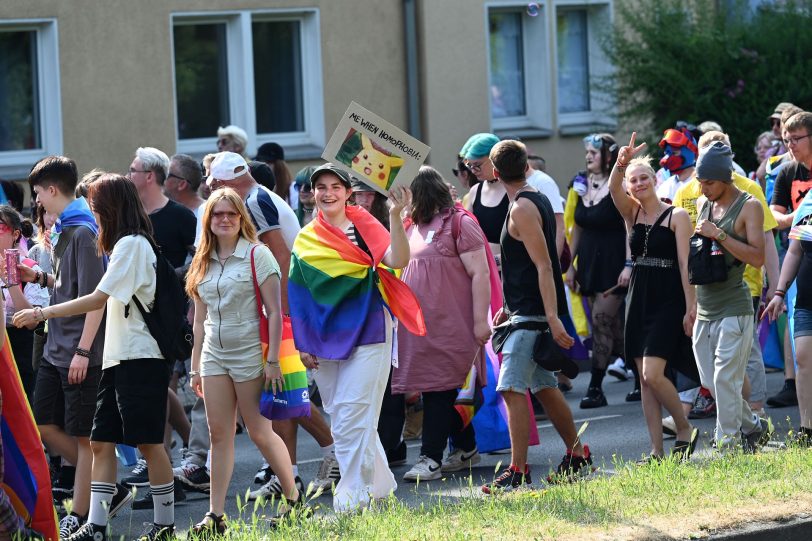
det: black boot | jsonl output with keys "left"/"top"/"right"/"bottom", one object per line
{"left": 580, "top": 386, "right": 607, "bottom": 409}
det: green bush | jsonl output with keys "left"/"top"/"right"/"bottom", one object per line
{"left": 604, "top": 0, "right": 812, "bottom": 171}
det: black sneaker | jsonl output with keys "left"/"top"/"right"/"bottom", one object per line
{"left": 481, "top": 467, "right": 531, "bottom": 494}
{"left": 122, "top": 459, "right": 150, "bottom": 487}
{"left": 59, "top": 513, "right": 84, "bottom": 539}
{"left": 766, "top": 380, "right": 798, "bottom": 408}
{"left": 65, "top": 521, "right": 106, "bottom": 541}
{"left": 546, "top": 445, "right": 594, "bottom": 483}
{"left": 625, "top": 388, "right": 642, "bottom": 402}
{"left": 135, "top": 523, "right": 175, "bottom": 541}
{"left": 174, "top": 461, "right": 211, "bottom": 493}
{"left": 254, "top": 462, "right": 273, "bottom": 484}
{"left": 109, "top": 483, "right": 135, "bottom": 518}
{"left": 743, "top": 417, "right": 773, "bottom": 453}
{"left": 386, "top": 440, "right": 408, "bottom": 467}
{"left": 688, "top": 391, "right": 716, "bottom": 419}
{"left": 580, "top": 387, "right": 607, "bottom": 409}
{"left": 132, "top": 480, "right": 186, "bottom": 510}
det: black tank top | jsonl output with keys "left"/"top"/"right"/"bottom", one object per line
{"left": 472, "top": 182, "right": 510, "bottom": 243}
{"left": 500, "top": 191, "right": 568, "bottom": 317}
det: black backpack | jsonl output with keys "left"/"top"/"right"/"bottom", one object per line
{"left": 131, "top": 238, "right": 193, "bottom": 362}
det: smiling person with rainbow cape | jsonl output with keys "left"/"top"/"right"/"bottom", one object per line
{"left": 288, "top": 163, "right": 425, "bottom": 512}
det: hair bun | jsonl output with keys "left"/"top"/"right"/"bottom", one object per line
{"left": 20, "top": 219, "right": 34, "bottom": 238}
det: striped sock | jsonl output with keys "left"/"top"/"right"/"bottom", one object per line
{"left": 88, "top": 481, "right": 116, "bottom": 526}
{"left": 150, "top": 481, "right": 175, "bottom": 526}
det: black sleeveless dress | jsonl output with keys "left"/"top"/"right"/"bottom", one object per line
{"left": 574, "top": 194, "right": 627, "bottom": 296}
{"left": 472, "top": 182, "right": 509, "bottom": 244}
{"left": 625, "top": 207, "right": 698, "bottom": 379}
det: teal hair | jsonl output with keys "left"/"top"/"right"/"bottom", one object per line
{"left": 294, "top": 165, "right": 318, "bottom": 187}
{"left": 462, "top": 133, "right": 500, "bottom": 159}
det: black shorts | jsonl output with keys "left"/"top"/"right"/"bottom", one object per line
{"left": 90, "top": 358, "right": 169, "bottom": 446}
{"left": 32, "top": 360, "right": 101, "bottom": 437}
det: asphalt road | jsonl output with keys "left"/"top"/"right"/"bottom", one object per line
{"left": 107, "top": 370, "right": 799, "bottom": 537}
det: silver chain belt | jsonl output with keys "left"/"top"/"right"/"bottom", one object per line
{"left": 634, "top": 256, "right": 675, "bottom": 268}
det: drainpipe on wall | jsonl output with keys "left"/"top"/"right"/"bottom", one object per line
{"left": 403, "top": 0, "right": 422, "bottom": 140}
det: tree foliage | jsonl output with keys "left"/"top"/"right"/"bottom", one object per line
{"left": 604, "top": 0, "right": 812, "bottom": 171}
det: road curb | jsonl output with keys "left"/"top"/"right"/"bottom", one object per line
{"left": 707, "top": 514, "right": 812, "bottom": 540}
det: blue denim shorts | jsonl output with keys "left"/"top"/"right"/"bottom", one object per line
{"left": 794, "top": 308, "right": 812, "bottom": 338}
{"left": 496, "top": 328, "right": 558, "bottom": 394}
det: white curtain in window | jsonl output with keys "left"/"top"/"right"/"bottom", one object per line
{"left": 557, "top": 10, "right": 590, "bottom": 114}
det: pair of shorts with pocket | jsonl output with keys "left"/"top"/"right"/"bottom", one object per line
{"left": 33, "top": 360, "right": 101, "bottom": 437}
{"left": 496, "top": 327, "right": 558, "bottom": 394}
{"left": 794, "top": 308, "right": 812, "bottom": 339}
{"left": 91, "top": 358, "right": 169, "bottom": 446}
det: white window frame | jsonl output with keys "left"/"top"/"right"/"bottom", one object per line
{"left": 171, "top": 9, "right": 324, "bottom": 158}
{"left": 0, "top": 20, "right": 62, "bottom": 179}
{"left": 553, "top": 0, "right": 614, "bottom": 133}
{"left": 485, "top": 1, "right": 553, "bottom": 134}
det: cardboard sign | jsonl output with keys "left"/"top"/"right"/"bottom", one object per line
{"left": 322, "top": 101, "right": 431, "bottom": 195}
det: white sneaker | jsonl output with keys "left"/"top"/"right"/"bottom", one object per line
{"left": 441, "top": 448, "right": 481, "bottom": 472}
{"left": 311, "top": 454, "right": 340, "bottom": 494}
{"left": 254, "top": 461, "right": 272, "bottom": 484}
{"left": 607, "top": 358, "right": 629, "bottom": 381}
{"left": 403, "top": 455, "right": 442, "bottom": 482}
{"left": 662, "top": 416, "right": 677, "bottom": 438}
{"left": 248, "top": 475, "right": 305, "bottom": 501}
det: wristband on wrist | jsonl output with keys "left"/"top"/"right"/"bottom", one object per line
{"left": 75, "top": 347, "right": 92, "bottom": 358}
{"left": 34, "top": 307, "right": 46, "bottom": 322}
{"left": 624, "top": 259, "right": 634, "bottom": 268}
{"left": 41, "top": 272, "right": 49, "bottom": 287}
{"left": 189, "top": 370, "right": 200, "bottom": 377}
{"left": 774, "top": 290, "right": 786, "bottom": 298}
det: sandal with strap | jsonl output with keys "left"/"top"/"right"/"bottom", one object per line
{"left": 671, "top": 427, "right": 699, "bottom": 461}
{"left": 268, "top": 491, "right": 313, "bottom": 529}
{"left": 189, "top": 512, "right": 227, "bottom": 539}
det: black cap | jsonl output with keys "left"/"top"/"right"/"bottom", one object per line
{"left": 351, "top": 178, "right": 377, "bottom": 192}
{"left": 309, "top": 163, "right": 352, "bottom": 189}
{"left": 248, "top": 160, "right": 276, "bottom": 191}
{"left": 254, "top": 142, "right": 285, "bottom": 162}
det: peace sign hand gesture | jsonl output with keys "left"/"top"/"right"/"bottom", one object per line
{"left": 617, "top": 132, "right": 648, "bottom": 167}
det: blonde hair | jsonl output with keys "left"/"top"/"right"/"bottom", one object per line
{"left": 625, "top": 155, "right": 656, "bottom": 179}
{"left": 185, "top": 188, "right": 258, "bottom": 299}
{"left": 697, "top": 130, "right": 731, "bottom": 149}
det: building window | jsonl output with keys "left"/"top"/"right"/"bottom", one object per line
{"left": 486, "top": 1, "right": 613, "bottom": 135}
{"left": 486, "top": 4, "right": 551, "bottom": 133}
{"left": 172, "top": 10, "right": 324, "bottom": 157}
{"left": 0, "top": 20, "right": 61, "bottom": 178}
{"left": 557, "top": 9, "right": 590, "bottom": 114}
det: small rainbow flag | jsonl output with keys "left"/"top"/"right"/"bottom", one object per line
{"left": 788, "top": 224, "right": 812, "bottom": 242}
{"left": 289, "top": 206, "right": 425, "bottom": 360}
{"left": 1, "top": 330, "right": 58, "bottom": 540}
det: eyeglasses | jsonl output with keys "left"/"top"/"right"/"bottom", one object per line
{"left": 465, "top": 159, "right": 486, "bottom": 173}
{"left": 128, "top": 168, "right": 150, "bottom": 176}
{"left": 167, "top": 173, "right": 186, "bottom": 182}
{"left": 216, "top": 138, "right": 232, "bottom": 146}
{"left": 783, "top": 134, "right": 812, "bottom": 147}
{"left": 212, "top": 211, "right": 240, "bottom": 221}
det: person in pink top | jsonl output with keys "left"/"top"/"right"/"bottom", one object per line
{"left": 394, "top": 166, "right": 492, "bottom": 482}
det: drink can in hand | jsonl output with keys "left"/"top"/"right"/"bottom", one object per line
{"left": 4, "top": 249, "right": 20, "bottom": 286}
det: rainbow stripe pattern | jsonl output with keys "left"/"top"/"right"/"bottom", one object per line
{"left": 259, "top": 316, "right": 311, "bottom": 420}
{"left": 1, "top": 330, "right": 58, "bottom": 540}
{"left": 289, "top": 206, "right": 425, "bottom": 360}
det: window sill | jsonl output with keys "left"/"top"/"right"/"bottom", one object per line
{"left": 493, "top": 127, "right": 554, "bottom": 140}
{"left": 558, "top": 120, "right": 617, "bottom": 136}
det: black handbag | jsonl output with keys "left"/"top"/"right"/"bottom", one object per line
{"left": 688, "top": 200, "right": 728, "bottom": 285}
{"left": 491, "top": 320, "right": 579, "bottom": 379}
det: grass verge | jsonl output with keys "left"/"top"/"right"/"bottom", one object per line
{"left": 200, "top": 447, "right": 812, "bottom": 540}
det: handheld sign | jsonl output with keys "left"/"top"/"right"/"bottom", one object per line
{"left": 323, "top": 101, "right": 431, "bottom": 196}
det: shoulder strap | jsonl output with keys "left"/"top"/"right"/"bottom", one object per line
{"left": 652, "top": 206, "right": 675, "bottom": 228}
{"left": 53, "top": 226, "right": 80, "bottom": 281}
{"left": 451, "top": 207, "right": 464, "bottom": 241}
{"left": 633, "top": 206, "right": 642, "bottom": 224}
{"left": 249, "top": 245, "right": 264, "bottom": 317}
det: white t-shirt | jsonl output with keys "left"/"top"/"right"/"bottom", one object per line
{"left": 244, "top": 184, "right": 301, "bottom": 249}
{"left": 193, "top": 202, "right": 205, "bottom": 248}
{"left": 527, "top": 170, "right": 564, "bottom": 213}
{"left": 96, "top": 235, "right": 162, "bottom": 368}
{"left": 656, "top": 173, "right": 690, "bottom": 203}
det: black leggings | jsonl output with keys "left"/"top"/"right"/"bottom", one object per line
{"left": 377, "top": 365, "right": 405, "bottom": 453}
{"left": 7, "top": 326, "right": 35, "bottom": 402}
{"left": 421, "top": 389, "right": 476, "bottom": 464}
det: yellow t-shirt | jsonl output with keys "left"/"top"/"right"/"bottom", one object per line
{"left": 672, "top": 172, "right": 777, "bottom": 298}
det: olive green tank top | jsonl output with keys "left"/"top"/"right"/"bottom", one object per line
{"left": 696, "top": 191, "right": 754, "bottom": 321}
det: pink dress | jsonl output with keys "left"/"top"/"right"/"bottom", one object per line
{"left": 393, "top": 209, "right": 486, "bottom": 393}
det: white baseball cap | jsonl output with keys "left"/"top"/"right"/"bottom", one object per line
{"left": 209, "top": 151, "right": 248, "bottom": 182}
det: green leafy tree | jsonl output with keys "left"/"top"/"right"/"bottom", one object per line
{"left": 604, "top": 0, "right": 812, "bottom": 171}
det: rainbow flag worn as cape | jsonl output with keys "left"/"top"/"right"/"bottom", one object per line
{"left": 1, "top": 330, "right": 58, "bottom": 540}
{"left": 289, "top": 205, "right": 426, "bottom": 359}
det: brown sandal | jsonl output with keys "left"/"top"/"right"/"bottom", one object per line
{"left": 189, "top": 512, "right": 227, "bottom": 538}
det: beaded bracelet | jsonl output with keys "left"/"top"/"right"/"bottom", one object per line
{"left": 75, "top": 347, "right": 92, "bottom": 358}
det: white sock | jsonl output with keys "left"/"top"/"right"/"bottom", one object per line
{"left": 88, "top": 482, "right": 115, "bottom": 526}
{"left": 150, "top": 481, "right": 175, "bottom": 526}
{"left": 291, "top": 465, "right": 299, "bottom": 477}
{"left": 320, "top": 444, "right": 335, "bottom": 458}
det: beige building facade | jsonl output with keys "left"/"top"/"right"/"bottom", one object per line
{"left": 0, "top": 0, "right": 614, "bottom": 195}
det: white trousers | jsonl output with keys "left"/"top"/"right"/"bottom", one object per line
{"left": 693, "top": 315, "right": 759, "bottom": 448}
{"left": 314, "top": 316, "right": 396, "bottom": 511}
